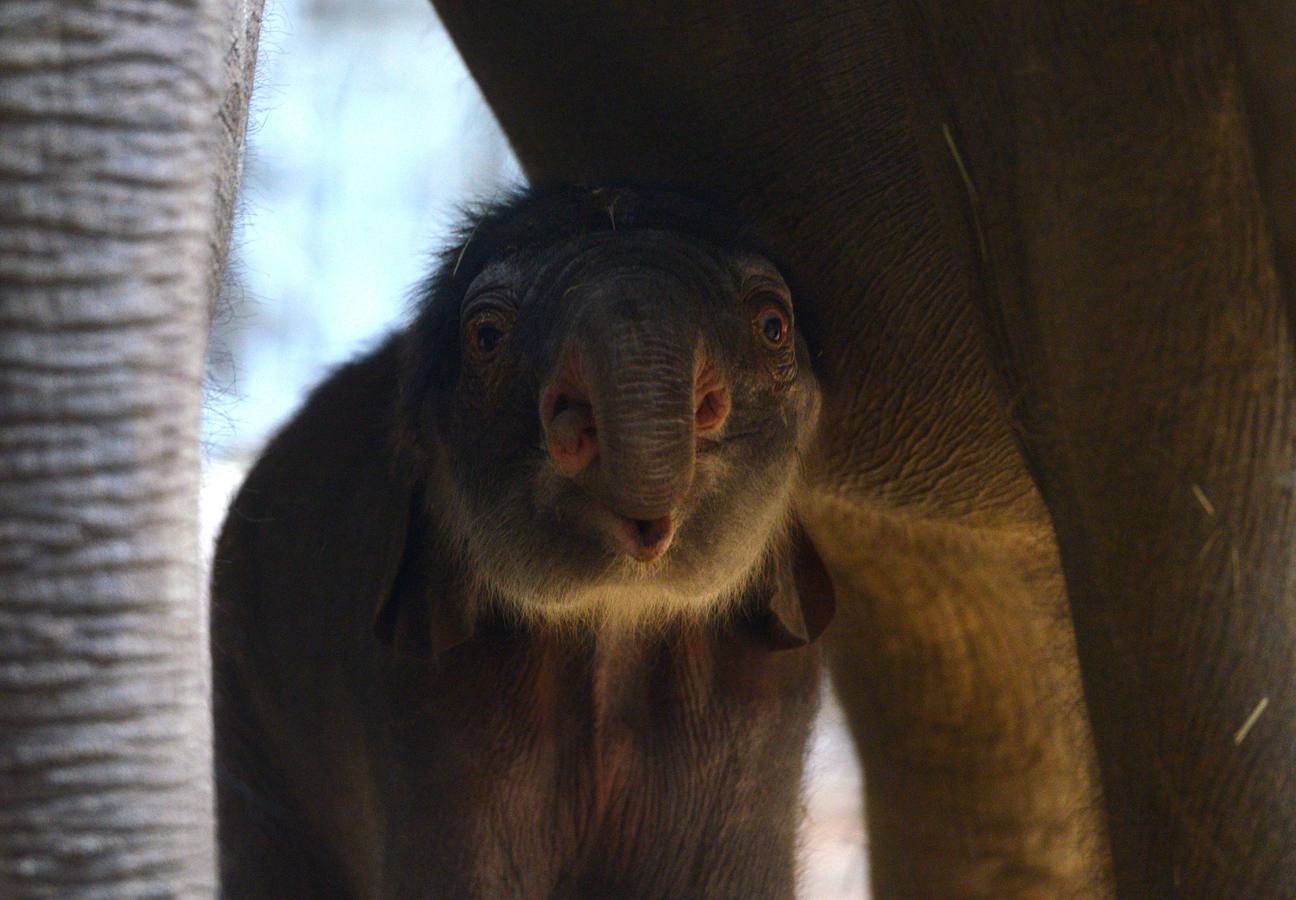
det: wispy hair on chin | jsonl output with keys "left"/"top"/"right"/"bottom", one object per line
{"left": 469, "top": 507, "right": 798, "bottom": 640}
{"left": 514, "top": 579, "right": 751, "bottom": 641}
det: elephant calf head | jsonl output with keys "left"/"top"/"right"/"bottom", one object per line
{"left": 399, "top": 185, "right": 824, "bottom": 631}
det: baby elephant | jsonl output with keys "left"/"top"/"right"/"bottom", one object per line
{"left": 211, "top": 186, "right": 832, "bottom": 898}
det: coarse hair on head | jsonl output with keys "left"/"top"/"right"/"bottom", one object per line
{"left": 401, "top": 182, "right": 791, "bottom": 407}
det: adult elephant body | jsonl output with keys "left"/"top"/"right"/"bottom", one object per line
{"left": 432, "top": 2, "right": 1296, "bottom": 897}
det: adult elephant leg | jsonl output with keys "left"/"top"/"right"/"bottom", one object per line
{"left": 0, "top": 0, "right": 261, "bottom": 893}
{"left": 911, "top": 4, "right": 1296, "bottom": 894}
{"left": 805, "top": 498, "right": 1110, "bottom": 898}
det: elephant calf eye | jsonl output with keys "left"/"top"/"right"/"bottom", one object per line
{"left": 475, "top": 324, "right": 503, "bottom": 354}
{"left": 466, "top": 314, "right": 510, "bottom": 362}
{"left": 754, "top": 304, "right": 791, "bottom": 349}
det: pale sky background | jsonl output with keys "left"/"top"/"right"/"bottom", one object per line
{"left": 201, "top": 0, "right": 867, "bottom": 894}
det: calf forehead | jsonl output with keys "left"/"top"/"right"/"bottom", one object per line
{"left": 466, "top": 226, "right": 784, "bottom": 305}
{"left": 525, "top": 230, "right": 742, "bottom": 299}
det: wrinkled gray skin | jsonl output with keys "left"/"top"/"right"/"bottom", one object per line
{"left": 432, "top": 2, "right": 1296, "bottom": 898}
{"left": 211, "top": 195, "right": 830, "bottom": 895}
{"left": 427, "top": 228, "right": 819, "bottom": 625}
{"left": 0, "top": 0, "right": 260, "bottom": 894}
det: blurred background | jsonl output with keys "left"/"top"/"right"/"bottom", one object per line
{"left": 200, "top": 0, "right": 867, "bottom": 894}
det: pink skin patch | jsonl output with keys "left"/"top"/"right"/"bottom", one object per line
{"left": 542, "top": 355, "right": 598, "bottom": 477}
{"left": 545, "top": 399, "right": 598, "bottom": 477}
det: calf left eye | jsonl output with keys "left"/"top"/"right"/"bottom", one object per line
{"left": 475, "top": 324, "right": 503, "bottom": 355}
{"left": 464, "top": 309, "right": 513, "bottom": 364}
{"left": 754, "top": 305, "right": 791, "bottom": 349}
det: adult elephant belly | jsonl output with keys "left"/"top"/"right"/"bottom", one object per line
{"left": 430, "top": 2, "right": 1296, "bottom": 898}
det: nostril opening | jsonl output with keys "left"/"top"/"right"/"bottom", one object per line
{"left": 695, "top": 388, "right": 730, "bottom": 431}
{"left": 557, "top": 395, "right": 596, "bottom": 440}
{"left": 544, "top": 386, "right": 598, "bottom": 476}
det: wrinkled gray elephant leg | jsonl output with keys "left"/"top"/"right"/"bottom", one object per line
{"left": 1228, "top": 0, "right": 1296, "bottom": 336}
{"left": 0, "top": 0, "right": 260, "bottom": 893}
{"left": 804, "top": 499, "right": 1111, "bottom": 898}
{"left": 1013, "top": 68, "right": 1296, "bottom": 900}
{"left": 908, "top": 5, "right": 1296, "bottom": 894}
{"left": 1011, "top": 200, "right": 1296, "bottom": 893}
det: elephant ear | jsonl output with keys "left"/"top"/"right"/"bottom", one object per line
{"left": 212, "top": 335, "right": 474, "bottom": 678}
{"left": 371, "top": 484, "right": 475, "bottom": 660}
{"left": 749, "top": 522, "right": 836, "bottom": 650}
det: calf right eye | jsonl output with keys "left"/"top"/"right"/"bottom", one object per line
{"left": 753, "top": 303, "right": 791, "bottom": 350}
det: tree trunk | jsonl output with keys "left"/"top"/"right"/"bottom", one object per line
{"left": 0, "top": 0, "right": 260, "bottom": 893}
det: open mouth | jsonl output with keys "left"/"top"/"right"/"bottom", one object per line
{"left": 572, "top": 492, "right": 678, "bottom": 564}
{"left": 611, "top": 511, "right": 676, "bottom": 563}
